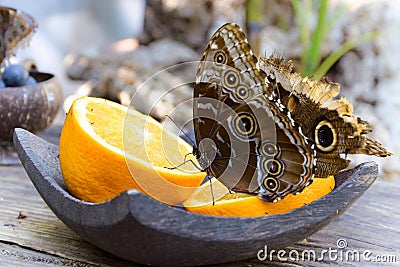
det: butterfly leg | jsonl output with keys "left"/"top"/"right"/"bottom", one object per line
{"left": 164, "top": 152, "right": 203, "bottom": 171}
{"left": 206, "top": 174, "right": 215, "bottom": 206}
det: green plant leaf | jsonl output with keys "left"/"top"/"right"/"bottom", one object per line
{"left": 304, "top": 0, "right": 329, "bottom": 76}
{"left": 291, "top": 0, "right": 313, "bottom": 74}
{"left": 312, "top": 31, "right": 380, "bottom": 80}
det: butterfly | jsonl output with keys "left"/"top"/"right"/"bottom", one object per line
{"left": 192, "top": 23, "right": 391, "bottom": 202}
{"left": 0, "top": 6, "right": 37, "bottom": 66}
{"left": 259, "top": 56, "right": 392, "bottom": 177}
{"left": 193, "top": 23, "right": 316, "bottom": 202}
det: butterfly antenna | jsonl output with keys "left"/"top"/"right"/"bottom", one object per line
{"left": 165, "top": 114, "right": 196, "bottom": 147}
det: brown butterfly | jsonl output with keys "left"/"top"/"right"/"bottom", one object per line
{"left": 191, "top": 23, "right": 391, "bottom": 202}
{"left": 259, "top": 55, "right": 392, "bottom": 177}
{"left": 0, "top": 6, "right": 38, "bottom": 66}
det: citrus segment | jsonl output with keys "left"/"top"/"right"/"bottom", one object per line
{"left": 183, "top": 176, "right": 335, "bottom": 217}
{"left": 59, "top": 97, "right": 205, "bottom": 204}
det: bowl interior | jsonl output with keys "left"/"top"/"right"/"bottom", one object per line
{"left": 30, "top": 71, "right": 55, "bottom": 83}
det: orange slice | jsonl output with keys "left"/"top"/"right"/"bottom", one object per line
{"left": 183, "top": 176, "right": 335, "bottom": 217}
{"left": 60, "top": 96, "right": 334, "bottom": 215}
{"left": 59, "top": 97, "right": 205, "bottom": 204}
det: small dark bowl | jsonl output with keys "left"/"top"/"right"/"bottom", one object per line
{"left": 13, "top": 128, "right": 378, "bottom": 266}
{"left": 0, "top": 72, "right": 62, "bottom": 142}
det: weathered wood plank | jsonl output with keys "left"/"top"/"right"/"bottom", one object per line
{"left": 0, "top": 161, "right": 399, "bottom": 266}
{"left": 0, "top": 242, "right": 93, "bottom": 267}
{"left": 0, "top": 166, "right": 137, "bottom": 267}
{"left": 224, "top": 180, "right": 400, "bottom": 267}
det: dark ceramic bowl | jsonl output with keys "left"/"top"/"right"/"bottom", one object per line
{"left": 14, "top": 128, "right": 378, "bottom": 266}
{"left": 0, "top": 72, "right": 62, "bottom": 142}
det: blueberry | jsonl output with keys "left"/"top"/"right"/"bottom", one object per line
{"left": 25, "top": 76, "right": 37, "bottom": 85}
{"left": 2, "top": 64, "right": 29, "bottom": 87}
{"left": 0, "top": 79, "right": 5, "bottom": 88}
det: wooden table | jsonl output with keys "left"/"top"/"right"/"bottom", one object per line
{"left": 0, "top": 123, "right": 399, "bottom": 266}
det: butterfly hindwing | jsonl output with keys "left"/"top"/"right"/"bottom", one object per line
{"left": 260, "top": 56, "right": 392, "bottom": 177}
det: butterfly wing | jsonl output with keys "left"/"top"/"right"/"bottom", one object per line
{"left": 193, "top": 23, "right": 316, "bottom": 201}
{"left": 0, "top": 7, "right": 37, "bottom": 65}
{"left": 260, "top": 56, "right": 392, "bottom": 177}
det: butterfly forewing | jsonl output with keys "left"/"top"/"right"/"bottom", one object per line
{"left": 193, "top": 23, "right": 316, "bottom": 201}
{"left": 0, "top": 7, "right": 37, "bottom": 65}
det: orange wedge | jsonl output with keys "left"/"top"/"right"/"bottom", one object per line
{"left": 59, "top": 97, "right": 205, "bottom": 204}
{"left": 184, "top": 176, "right": 335, "bottom": 217}
{"left": 60, "top": 96, "right": 334, "bottom": 215}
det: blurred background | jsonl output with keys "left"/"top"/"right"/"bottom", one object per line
{"left": 1, "top": 0, "right": 398, "bottom": 181}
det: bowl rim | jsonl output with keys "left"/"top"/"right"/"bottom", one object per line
{"left": 0, "top": 71, "right": 56, "bottom": 91}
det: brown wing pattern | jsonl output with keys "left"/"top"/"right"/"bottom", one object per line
{"left": 0, "top": 7, "right": 37, "bottom": 65}
{"left": 260, "top": 56, "right": 392, "bottom": 177}
{"left": 193, "top": 23, "right": 316, "bottom": 201}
